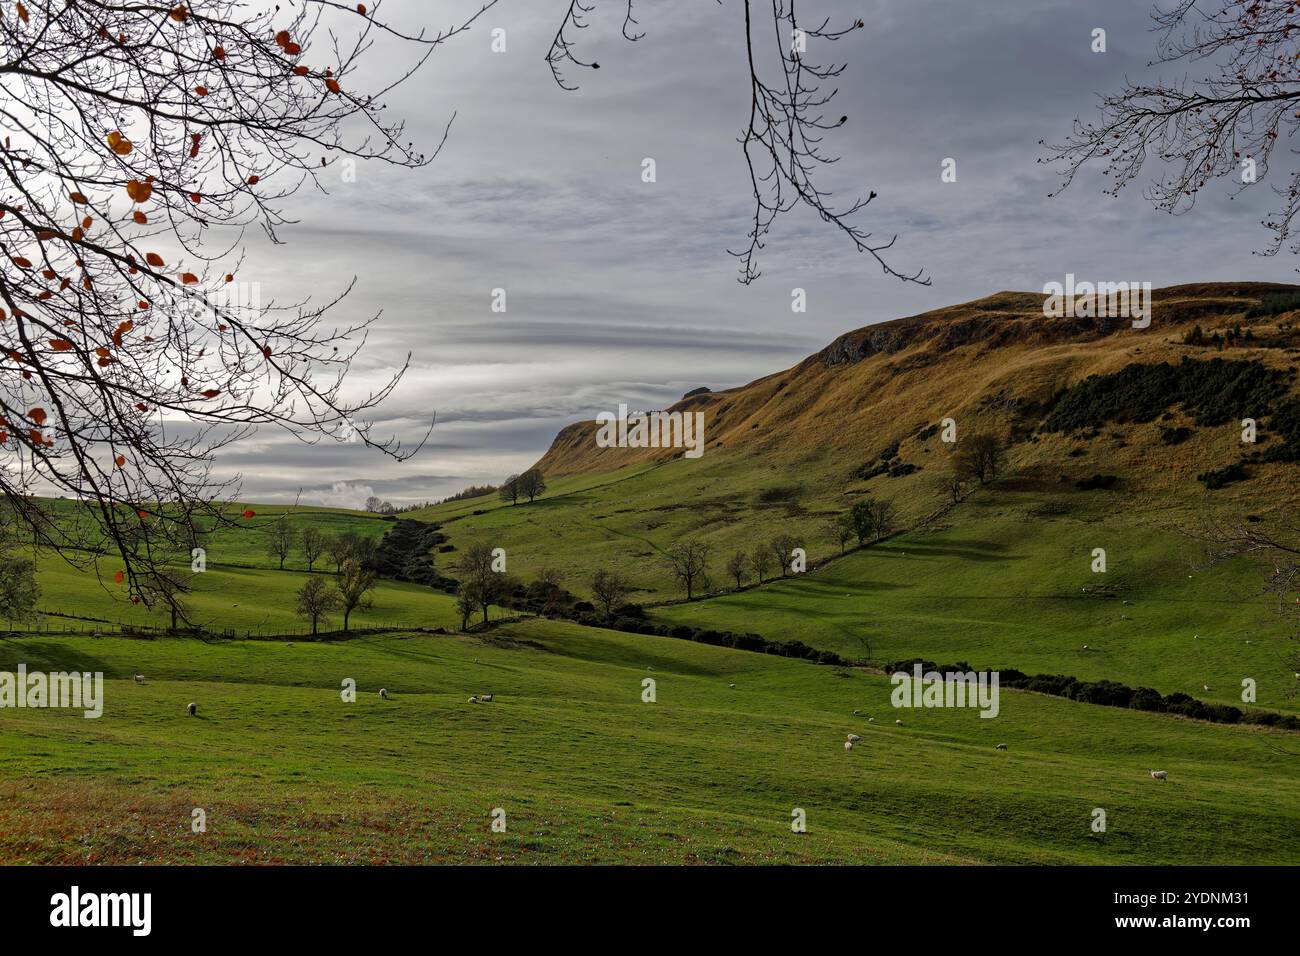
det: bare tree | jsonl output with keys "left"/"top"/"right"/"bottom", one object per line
{"left": 750, "top": 543, "right": 772, "bottom": 584}
{"left": 1043, "top": 1, "right": 1300, "bottom": 260}
{"left": 590, "top": 568, "right": 632, "bottom": 617}
{"left": 827, "top": 515, "right": 854, "bottom": 555}
{"left": 0, "top": 1, "right": 497, "bottom": 607}
{"left": 725, "top": 550, "right": 748, "bottom": 589}
{"left": 455, "top": 540, "right": 507, "bottom": 625}
{"left": 664, "top": 540, "right": 711, "bottom": 600}
{"left": 547, "top": 1, "right": 925, "bottom": 285}
{"left": 336, "top": 558, "right": 376, "bottom": 632}
{"left": 516, "top": 468, "right": 546, "bottom": 503}
{"left": 266, "top": 518, "right": 294, "bottom": 570}
{"left": 955, "top": 432, "right": 1006, "bottom": 486}
{"left": 867, "top": 499, "right": 896, "bottom": 541}
{"left": 499, "top": 475, "right": 520, "bottom": 506}
{"left": 769, "top": 532, "right": 798, "bottom": 577}
{"left": 295, "top": 574, "right": 339, "bottom": 636}
{"left": 301, "top": 526, "right": 324, "bottom": 571}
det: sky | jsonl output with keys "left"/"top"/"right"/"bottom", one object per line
{"left": 224, "top": 0, "right": 1300, "bottom": 509}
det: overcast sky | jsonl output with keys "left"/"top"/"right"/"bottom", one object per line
{"left": 226, "top": 0, "right": 1299, "bottom": 509}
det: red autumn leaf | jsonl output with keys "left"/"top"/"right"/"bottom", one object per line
{"left": 195, "top": 85, "right": 209, "bottom": 97}
{"left": 115, "top": 454, "right": 126, "bottom": 467}
{"left": 28, "top": 408, "right": 46, "bottom": 425}
{"left": 114, "top": 570, "right": 125, "bottom": 584}
{"left": 145, "top": 252, "right": 164, "bottom": 267}
{"left": 242, "top": 509, "right": 256, "bottom": 518}
{"left": 106, "top": 131, "right": 133, "bottom": 156}
{"left": 262, "top": 346, "right": 272, "bottom": 358}
{"left": 133, "top": 211, "right": 147, "bottom": 225}
{"left": 358, "top": 4, "right": 368, "bottom": 14}
{"left": 325, "top": 77, "right": 341, "bottom": 94}
{"left": 201, "top": 389, "right": 221, "bottom": 398}
{"left": 137, "top": 510, "right": 149, "bottom": 519}
{"left": 126, "top": 179, "right": 152, "bottom": 203}
{"left": 170, "top": 4, "right": 188, "bottom": 22}
{"left": 212, "top": 46, "right": 226, "bottom": 60}
{"left": 69, "top": 191, "right": 89, "bottom": 203}
{"left": 284, "top": 41, "right": 301, "bottom": 56}
{"left": 11, "top": 257, "right": 32, "bottom": 268}
{"left": 275, "top": 30, "right": 290, "bottom": 48}
{"left": 181, "top": 272, "right": 199, "bottom": 284}
{"left": 293, "top": 65, "right": 309, "bottom": 76}
{"left": 49, "top": 339, "right": 73, "bottom": 351}
{"left": 247, "top": 175, "right": 260, "bottom": 185}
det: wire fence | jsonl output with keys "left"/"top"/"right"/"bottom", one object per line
{"left": 3, "top": 614, "right": 444, "bottom": 642}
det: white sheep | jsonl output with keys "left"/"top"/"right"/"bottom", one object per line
{"left": 132, "top": 673, "right": 144, "bottom": 684}
{"left": 379, "top": 688, "right": 389, "bottom": 700}
{"left": 1203, "top": 684, "right": 1210, "bottom": 692}
{"left": 846, "top": 733, "right": 861, "bottom": 743}
{"left": 895, "top": 719, "right": 903, "bottom": 726}
{"left": 853, "top": 709, "right": 860, "bottom": 716}
{"left": 1150, "top": 770, "right": 1168, "bottom": 781}
{"left": 728, "top": 683, "right": 736, "bottom": 689}
{"left": 468, "top": 695, "right": 478, "bottom": 704}
{"left": 996, "top": 743, "right": 1007, "bottom": 751}
{"left": 186, "top": 702, "right": 197, "bottom": 716}
{"left": 1082, "top": 644, "right": 1089, "bottom": 650}
{"left": 844, "top": 740, "right": 854, "bottom": 751}
{"left": 480, "top": 693, "right": 493, "bottom": 702}
{"left": 867, "top": 717, "right": 875, "bottom": 723}
{"left": 287, "top": 642, "right": 294, "bottom": 648}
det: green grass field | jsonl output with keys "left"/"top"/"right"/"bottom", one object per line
{"left": 2, "top": 620, "right": 1297, "bottom": 864}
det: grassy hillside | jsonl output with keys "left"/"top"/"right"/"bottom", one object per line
{"left": 2, "top": 621, "right": 1297, "bottom": 864}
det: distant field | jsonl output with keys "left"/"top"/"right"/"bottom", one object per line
{"left": 1, "top": 621, "right": 1297, "bottom": 864}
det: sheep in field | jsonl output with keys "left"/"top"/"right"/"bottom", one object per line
{"left": 846, "top": 733, "right": 861, "bottom": 743}
{"left": 867, "top": 717, "right": 875, "bottom": 723}
{"left": 996, "top": 743, "right": 1008, "bottom": 751}
{"left": 1150, "top": 770, "right": 1168, "bottom": 781}
{"left": 133, "top": 674, "right": 144, "bottom": 684}
{"left": 468, "top": 695, "right": 478, "bottom": 704}
{"left": 895, "top": 719, "right": 903, "bottom": 726}
{"left": 186, "top": 702, "right": 197, "bottom": 716}
{"left": 480, "top": 694, "right": 493, "bottom": 702}
{"left": 844, "top": 740, "right": 854, "bottom": 751}
{"left": 853, "top": 709, "right": 860, "bottom": 716}
{"left": 379, "top": 688, "right": 389, "bottom": 701}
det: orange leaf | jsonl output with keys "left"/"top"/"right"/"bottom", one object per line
{"left": 358, "top": 4, "right": 367, "bottom": 14}
{"left": 49, "top": 339, "right": 73, "bottom": 351}
{"left": 17, "top": 3, "right": 28, "bottom": 25}
{"left": 106, "top": 131, "right": 133, "bottom": 155}
{"left": 212, "top": 46, "right": 226, "bottom": 61}
{"left": 262, "top": 346, "right": 272, "bottom": 358}
{"left": 181, "top": 272, "right": 199, "bottom": 284}
{"left": 115, "top": 454, "right": 126, "bottom": 467}
{"left": 12, "top": 257, "right": 31, "bottom": 268}
{"left": 114, "top": 570, "right": 125, "bottom": 584}
{"left": 325, "top": 78, "right": 341, "bottom": 94}
{"left": 284, "top": 41, "right": 301, "bottom": 56}
{"left": 133, "top": 211, "right": 148, "bottom": 225}
{"left": 145, "top": 252, "right": 164, "bottom": 267}
{"left": 293, "top": 65, "right": 309, "bottom": 76}
{"left": 195, "top": 85, "right": 209, "bottom": 97}
{"left": 275, "top": 30, "right": 290, "bottom": 48}
{"left": 242, "top": 509, "right": 256, "bottom": 518}
{"left": 126, "top": 179, "right": 152, "bottom": 203}
{"left": 201, "top": 389, "right": 220, "bottom": 398}
{"left": 247, "top": 175, "right": 260, "bottom": 185}
{"left": 69, "top": 191, "right": 89, "bottom": 203}
{"left": 170, "top": 5, "right": 188, "bottom": 22}
{"left": 28, "top": 408, "right": 46, "bottom": 425}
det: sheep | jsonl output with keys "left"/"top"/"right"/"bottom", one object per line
{"left": 1082, "top": 644, "right": 1089, "bottom": 650}
{"left": 287, "top": 642, "right": 294, "bottom": 648}
{"left": 844, "top": 740, "right": 854, "bottom": 751}
{"left": 846, "top": 733, "right": 862, "bottom": 743}
{"left": 853, "top": 709, "right": 860, "bottom": 716}
{"left": 728, "top": 683, "right": 736, "bottom": 689}
{"left": 995, "top": 743, "right": 1008, "bottom": 751}
{"left": 480, "top": 693, "right": 493, "bottom": 702}
{"left": 186, "top": 702, "right": 197, "bottom": 716}
{"left": 468, "top": 695, "right": 478, "bottom": 704}
{"left": 895, "top": 719, "right": 903, "bottom": 726}
{"left": 1203, "top": 684, "right": 1211, "bottom": 692}
{"left": 379, "top": 688, "right": 389, "bottom": 701}
{"left": 132, "top": 673, "right": 144, "bottom": 684}
{"left": 867, "top": 717, "right": 875, "bottom": 723}
{"left": 1150, "top": 770, "right": 1168, "bottom": 781}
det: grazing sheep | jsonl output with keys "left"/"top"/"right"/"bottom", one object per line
{"left": 1150, "top": 770, "right": 1168, "bottom": 781}
{"left": 132, "top": 673, "right": 144, "bottom": 684}
{"left": 846, "top": 733, "right": 861, "bottom": 743}
{"left": 844, "top": 740, "right": 854, "bottom": 751}
{"left": 468, "top": 695, "right": 478, "bottom": 704}
{"left": 480, "top": 693, "right": 493, "bottom": 702}
{"left": 867, "top": 717, "right": 875, "bottom": 723}
{"left": 895, "top": 719, "right": 903, "bottom": 726}
{"left": 379, "top": 688, "right": 389, "bottom": 700}
{"left": 1203, "top": 684, "right": 1210, "bottom": 692}
{"left": 729, "top": 683, "right": 736, "bottom": 689}
{"left": 1082, "top": 644, "right": 1089, "bottom": 650}
{"left": 287, "top": 642, "right": 294, "bottom": 648}
{"left": 996, "top": 743, "right": 1008, "bottom": 751}
{"left": 186, "top": 702, "right": 197, "bottom": 716}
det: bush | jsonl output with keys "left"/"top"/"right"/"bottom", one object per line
{"left": 1197, "top": 463, "right": 1248, "bottom": 489}
{"left": 1075, "top": 474, "right": 1119, "bottom": 491}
